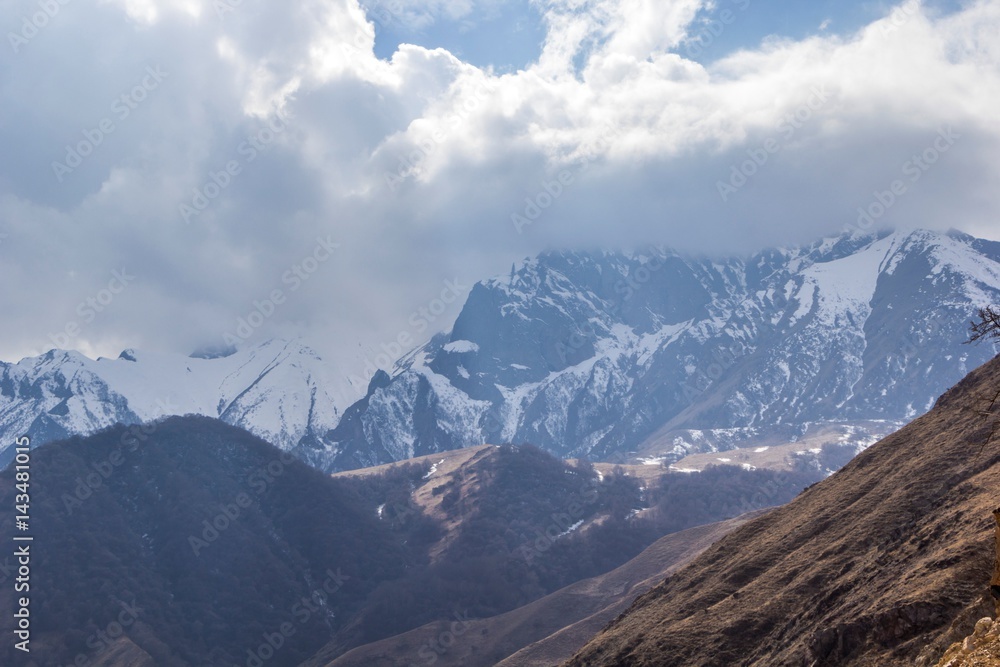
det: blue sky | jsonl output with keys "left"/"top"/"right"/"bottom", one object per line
{"left": 365, "top": 0, "right": 548, "bottom": 73}
{"left": 363, "top": 0, "right": 970, "bottom": 71}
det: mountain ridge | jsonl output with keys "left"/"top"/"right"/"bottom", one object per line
{"left": 0, "top": 338, "right": 345, "bottom": 466}
{"left": 4, "top": 228, "right": 999, "bottom": 474}
{"left": 562, "top": 351, "right": 1000, "bottom": 666}
{"left": 325, "top": 228, "right": 1000, "bottom": 470}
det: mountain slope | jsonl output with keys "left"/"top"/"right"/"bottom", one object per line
{"left": 0, "top": 338, "right": 345, "bottom": 466}
{"left": 325, "top": 229, "right": 1000, "bottom": 471}
{"left": 563, "top": 352, "right": 1000, "bottom": 667}
{"left": 311, "top": 512, "right": 765, "bottom": 667}
{"left": 0, "top": 416, "right": 410, "bottom": 666}
{"left": 2, "top": 417, "right": 804, "bottom": 666}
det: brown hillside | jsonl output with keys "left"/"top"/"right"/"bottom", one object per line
{"left": 310, "top": 512, "right": 764, "bottom": 667}
{"left": 565, "top": 354, "right": 1000, "bottom": 667}
{"left": 492, "top": 513, "right": 769, "bottom": 667}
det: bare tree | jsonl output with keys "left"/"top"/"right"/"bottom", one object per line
{"left": 968, "top": 306, "right": 1000, "bottom": 344}
{"left": 966, "top": 305, "right": 1000, "bottom": 459}
{"left": 971, "top": 387, "right": 1000, "bottom": 460}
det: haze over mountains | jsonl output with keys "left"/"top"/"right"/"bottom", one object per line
{"left": 2, "top": 229, "right": 999, "bottom": 473}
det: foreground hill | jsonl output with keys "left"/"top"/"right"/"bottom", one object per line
{"left": 310, "top": 444, "right": 817, "bottom": 662}
{"left": 0, "top": 417, "right": 815, "bottom": 665}
{"left": 565, "top": 353, "right": 1000, "bottom": 666}
{"left": 0, "top": 416, "right": 410, "bottom": 666}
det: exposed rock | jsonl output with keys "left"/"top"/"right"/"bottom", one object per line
{"left": 929, "top": 510, "right": 1000, "bottom": 667}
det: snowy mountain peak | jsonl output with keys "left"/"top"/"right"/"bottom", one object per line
{"left": 3, "top": 229, "right": 998, "bottom": 473}
{"left": 0, "top": 337, "right": 346, "bottom": 466}
{"left": 325, "top": 228, "right": 1000, "bottom": 471}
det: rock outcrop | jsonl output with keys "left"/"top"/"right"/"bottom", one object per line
{"left": 932, "top": 511, "right": 1000, "bottom": 667}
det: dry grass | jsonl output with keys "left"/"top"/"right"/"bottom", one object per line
{"left": 316, "top": 513, "right": 763, "bottom": 667}
{"left": 565, "top": 355, "right": 1000, "bottom": 667}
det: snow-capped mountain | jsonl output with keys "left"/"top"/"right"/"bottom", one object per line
{"left": 0, "top": 338, "right": 345, "bottom": 466}
{"left": 4, "top": 229, "right": 999, "bottom": 473}
{"left": 325, "top": 229, "right": 1000, "bottom": 470}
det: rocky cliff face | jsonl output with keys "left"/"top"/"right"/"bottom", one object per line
{"left": 992, "top": 509, "right": 1000, "bottom": 613}
{"left": 326, "top": 229, "right": 1000, "bottom": 471}
{"left": 933, "top": 615, "right": 1000, "bottom": 666}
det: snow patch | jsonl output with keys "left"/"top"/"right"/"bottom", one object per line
{"left": 443, "top": 340, "right": 480, "bottom": 354}
{"left": 423, "top": 459, "right": 446, "bottom": 479}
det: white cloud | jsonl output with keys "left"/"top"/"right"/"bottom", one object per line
{"left": 0, "top": 0, "right": 998, "bottom": 387}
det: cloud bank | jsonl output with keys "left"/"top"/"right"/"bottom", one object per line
{"left": 0, "top": 0, "right": 998, "bottom": 395}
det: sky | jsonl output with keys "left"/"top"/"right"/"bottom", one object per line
{"left": 1, "top": 0, "right": 998, "bottom": 403}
